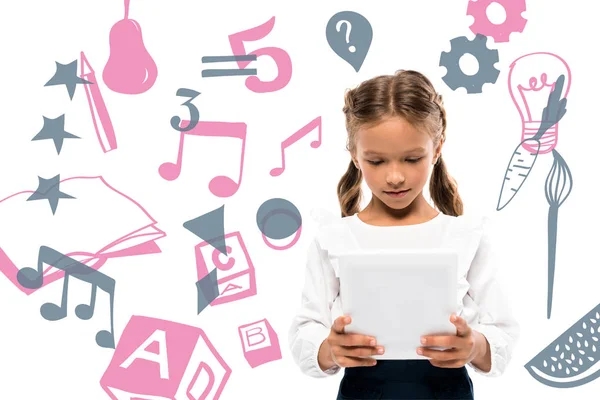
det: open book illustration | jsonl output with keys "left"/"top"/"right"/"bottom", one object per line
{"left": 0, "top": 175, "right": 166, "bottom": 295}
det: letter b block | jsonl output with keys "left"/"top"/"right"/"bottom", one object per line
{"left": 238, "top": 318, "right": 282, "bottom": 368}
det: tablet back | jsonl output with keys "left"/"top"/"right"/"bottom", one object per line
{"left": 337, "top": 249, "right": 459, "bottom": 360}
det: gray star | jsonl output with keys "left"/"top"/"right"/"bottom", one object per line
{"left": 32, "top": 114, "right": 80, "bottom": 154}
{"left": 27, "top": 175, "right": 75, "bottom": 215}
{"left": 44, "top": 60, "right": 92, "bottom": 100}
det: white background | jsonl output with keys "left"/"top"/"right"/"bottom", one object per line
{"left": 0, "top": 0, "right": 598, "bottom": 398}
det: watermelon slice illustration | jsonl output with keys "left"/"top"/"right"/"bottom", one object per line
{"left": 525, "top": 302, "right": 600, "bottom": 388}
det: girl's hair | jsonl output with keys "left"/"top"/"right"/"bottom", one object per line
{"left": 337, "top": 69, "right": 464, "bottom": 218}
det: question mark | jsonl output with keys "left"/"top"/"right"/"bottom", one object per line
{"left": 336, "top": 20, "right": 356, "bottom": 53}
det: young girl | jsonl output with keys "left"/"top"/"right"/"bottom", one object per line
{"left": 288, "top": 70, "right": 520, "bottom": 399}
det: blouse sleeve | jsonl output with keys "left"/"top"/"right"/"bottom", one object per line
{"left": 288, "top": 238, "right": 342, "bottom": 378}
{"left": 464, "top": 215, "right": 521, "bottom": 378}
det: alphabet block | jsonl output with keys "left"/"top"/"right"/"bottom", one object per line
{"left": 238, "top": 318, "right": 282, "bottom": 368}
{"left": 100, "top": 315, "right": 232, "bottom": 399}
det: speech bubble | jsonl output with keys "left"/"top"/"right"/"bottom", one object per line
{"left": 326, "top": 11, "right": 373, "bottom": 72}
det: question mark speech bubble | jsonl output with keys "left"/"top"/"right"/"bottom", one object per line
{"left": 326, "top": 11, "right": 373, "bottom": 72}
{"left": 336, "top": 20, "right": 356, "bottom": 53}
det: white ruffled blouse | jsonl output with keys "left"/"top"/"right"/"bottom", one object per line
{"left": 288, "top": 208, "right": 520, "bottom": 379}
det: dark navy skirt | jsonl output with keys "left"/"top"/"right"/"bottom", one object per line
{"left": 336, "top": 360, "right": 474, "bottom": 400}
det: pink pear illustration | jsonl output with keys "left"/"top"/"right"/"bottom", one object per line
{"left": 103, "top": 0, "right": 158, "bottom": 94}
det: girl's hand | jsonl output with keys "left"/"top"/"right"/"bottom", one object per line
{"left": 326, "top": 315, "right": 384, "bottom": 368}
{"left": 416, "top": 313, "right": 481, "bottom": 368}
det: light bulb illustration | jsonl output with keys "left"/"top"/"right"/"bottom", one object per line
{"left": 508, "top": 52, "right": 572, "bottom": 154}
{"left": 497, "top": 53, "right": 570, "bottom": 211}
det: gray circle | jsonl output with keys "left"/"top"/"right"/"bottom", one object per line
{"left": 256, "top": 198, "right": 302, "bottom": 240}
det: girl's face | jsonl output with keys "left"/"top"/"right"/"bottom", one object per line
{"left": 352, "top": 116, "right": 441, "bottom": 211}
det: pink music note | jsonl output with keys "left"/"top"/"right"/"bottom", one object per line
{"left": 270, "top": 116, "right": 322, "bottom": 177}
{"left": 80, "top": 51, "right": 117, "bottom": 152}
{"left": 159, "top": 121, "right": 247, "bottom": 198}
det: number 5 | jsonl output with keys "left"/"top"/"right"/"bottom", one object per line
{"left": 228, "top": 16, "right": 292, "bottom": 93}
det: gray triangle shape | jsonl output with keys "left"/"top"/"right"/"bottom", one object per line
{"left": 183, "top": 205, "right": 227, "bottom": 255}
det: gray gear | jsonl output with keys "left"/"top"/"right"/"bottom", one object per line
{"left": 439, "top": 34, "right": 500, "bottom": 94}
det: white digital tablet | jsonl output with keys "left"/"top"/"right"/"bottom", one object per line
{"left": 337, "top": 249, "right": 459, "bottom": 360}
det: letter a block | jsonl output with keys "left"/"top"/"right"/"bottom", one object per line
{"left": 238, "top": 318, "right": 282, "bottom": 368}
{"left": 100, "top": 315, "right": 232, "bottom": 399}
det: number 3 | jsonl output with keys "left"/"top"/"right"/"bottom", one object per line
{"left": 170, "top": 88, "right": 200, "bottom": 132}
{"left": 228, "top": 16, "right": 292, "bottom": 93}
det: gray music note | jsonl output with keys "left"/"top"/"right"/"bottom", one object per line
{"left": 16, "top": 246, "right": 116, "bottom": 349}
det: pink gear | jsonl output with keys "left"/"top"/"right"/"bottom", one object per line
{"left": 467, "top": 0, "right": 527, "bottom": 43}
